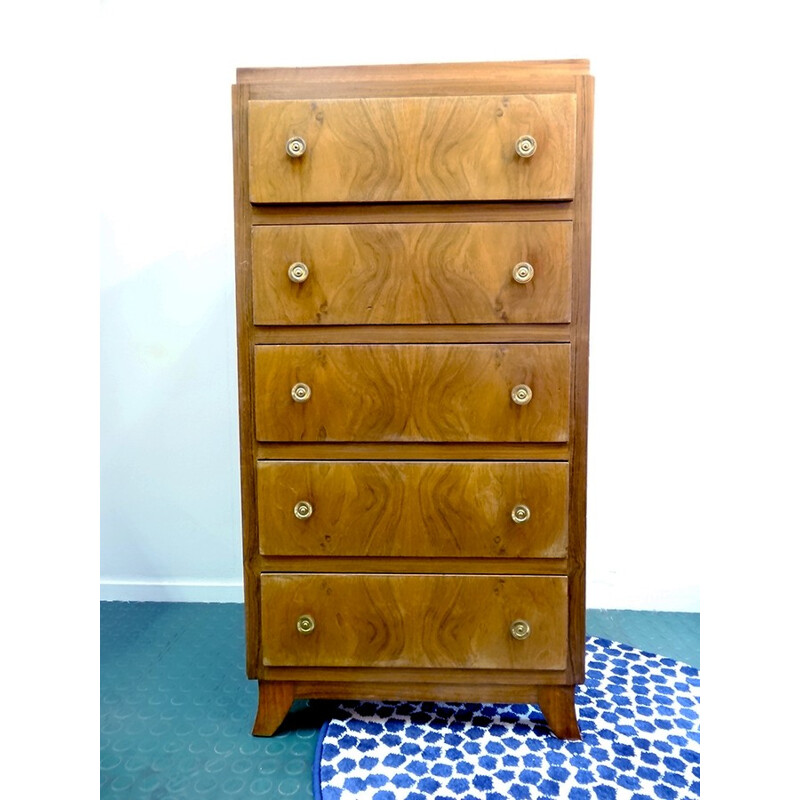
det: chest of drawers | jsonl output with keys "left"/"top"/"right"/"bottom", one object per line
{"left": 232, "top": 60, "right": 593, "bottom": 739}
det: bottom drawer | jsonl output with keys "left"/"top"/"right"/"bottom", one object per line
{"left": 260, "top": 573, "right": 568, "bottom": 670}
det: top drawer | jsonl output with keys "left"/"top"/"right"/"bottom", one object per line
{"left": 248, "top": 94, "right": 576, "bottom": 203}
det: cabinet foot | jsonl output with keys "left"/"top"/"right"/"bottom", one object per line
{"left": 252, "top": 680, "right": 294, "bottom": 736}
{"left": 538, "top": 685, "right": 581, "bottom": 740}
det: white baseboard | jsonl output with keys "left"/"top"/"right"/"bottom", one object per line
{"left": 587, "top": 577, "right": 700, "bottom": 613}
{"left": 100, "top": 580, "right": 244, "bottom": 603}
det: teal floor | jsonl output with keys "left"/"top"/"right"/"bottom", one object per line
{"left": 100, "top": 603, "right": 699, "bottom": 798}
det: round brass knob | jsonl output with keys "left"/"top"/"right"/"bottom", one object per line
{"left": 286, "top": 136, "right": 307, "bottom": 158}
{"left": 510, "top": 619, "right": 531, "bottom": 640}
{"left": 515, "top": 135, "right": 537, "bottom": 158}
{"left": 291, "top": 382, "right": 311, "bottom": 403}
{"left": 288, "top": 262, "right": 309, "bottom": 283}
{"left": 296, "top": 614, "right": 315, "bottom": 635}
{"left": 293, "top": 500, "right": 313, "bottom": 520}
{"left": 512, "top": 262, "right": 534, "bottom": 284}
{"left": 511, "top": 504, "right": 531, "bottom": 524}
{"left": 511, "top": 384, "right": 532, "bottom": 406}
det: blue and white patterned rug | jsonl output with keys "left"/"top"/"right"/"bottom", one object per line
{"left": 313, "top": 637, "right": 700, "bottom": 800}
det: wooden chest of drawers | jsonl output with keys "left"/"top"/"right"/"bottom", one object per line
{"left": 232, "top": 60, "right": 593, "bottom": 739}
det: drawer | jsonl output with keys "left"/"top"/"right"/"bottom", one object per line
{"left": 257, "top": 461, "right": 568, "bottom": 558}
{"left": 252, "top": 221, "right": 572, "bottom": 325}
{"left": 248, "top": 94, "right": 576, "bottom": 203}
{"left": 253, "top": 343, "right": 570, "bottom": 443}
{"left": 260, "top": 573, "right": 568, "bottom": 670}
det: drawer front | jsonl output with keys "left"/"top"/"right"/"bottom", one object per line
{"left": 248, "top": 94, "right": 576, "bottom": 203}
{"left": 252, "top": 221, "right": 572, "bottom": 325}
{"left": 257, "top": 461, "right": 568, "bottom": 558}
{"left": 260, "top": 573, "right": 568, "bottom": 670}
{"left": 253, "top": 343, "right": 570, "bottom": 443}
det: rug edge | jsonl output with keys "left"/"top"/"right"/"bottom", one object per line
{"left": 312, "top": 719, "right": 330, "bottom": 800}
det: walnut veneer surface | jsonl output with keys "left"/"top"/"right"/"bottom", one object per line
{"left": 232, "top": 60, "right": 593, "bottom": 740}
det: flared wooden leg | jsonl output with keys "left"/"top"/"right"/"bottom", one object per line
{"left": 252, "top": 680, "right": 294, "bottom": 736}
{"left": 538, "top": 685, "right": 581, "bottom": 740}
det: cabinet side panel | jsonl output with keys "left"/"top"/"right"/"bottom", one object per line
{"left": 567, "top": 75, "right": 594, "bottom": 683}
{"left": 232, "top": 83, "right": 260, "bottom": 678}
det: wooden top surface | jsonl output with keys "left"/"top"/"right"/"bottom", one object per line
{"left": 236, "top": 60, "right": 591, "bottom": 85}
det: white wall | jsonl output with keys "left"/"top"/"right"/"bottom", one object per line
{"left": 98, "top": 0, "right": 780, "bottom": 610}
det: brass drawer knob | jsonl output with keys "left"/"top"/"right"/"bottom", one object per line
{"left": 511, "top": 384, "right": 532, "bottom": 406}
{"left": 511, "top": 504, "right": 530, "bottom": 524}
{"left": 286, "top": 136, "right": 306, "bottom": 157}
{"left": 510, "top": 619, "right": 531, "bottom": 640}
{"left": 288, "top": 262, "right": 309, "bottom": 283}
{"left": 512, "top": 262, "right": 534, "bottom": 284}
{"left": 296, "top": 614, "right": 315, "bottom": 635}
{"left": 515, "top": 135, "right": 537, "bottom": 158}
{"left": 291, "top": 382, "right": 311, "bottom": 403}
{"left": 293, "top": 500, "right": 313, "bottom": 520}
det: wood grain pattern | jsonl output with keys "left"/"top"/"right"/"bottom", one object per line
{"left": 292, "top": 681, "right": 545, "bottom": 704}
{"left": 538, "top": 685, "right": 581, "bottom": 739}
{"left": 248, "top": 94, "right": 576, "bottom": 203}
{"left": 237, "top": 60, "right": 590, "bottom": 86}
{"left": 565, "top": 74, "right": 594, "bottom": 685}
{"left": 260, "top": 573, "right": 568, "bottom": 670}
{"left": 241, "top": 60, "right": 587, "bottom": 102}
{"left": 265, "top": 665, "right": 569, "bottom": 686}
{"left": 252, "top": 221, "right": 572, "bottom": 325}
{"left": 252, "top": 680, "right": 294, "bottom": 736}
{"left": 253, "top": 343, "right": 570, "bottom": 443}
{"left": 233, "top": 60, "right": 593, "bottom": 740}
{"left": 250, "top": 201, "right": 573, "bottom": 226}
{"left": 258, "top": 556, "right": 568, "bottom": 575}
{"left": 256, "top": 460, "right": 568, "bottom": 558}
{"left": 252, "top": 324, "right": 571, "bottom": 345}
{"left": 231, "top": 82, "right": 263, "bottom": 679}
{"left": 255, "top": 442, "right": 569, "bottom": 460}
